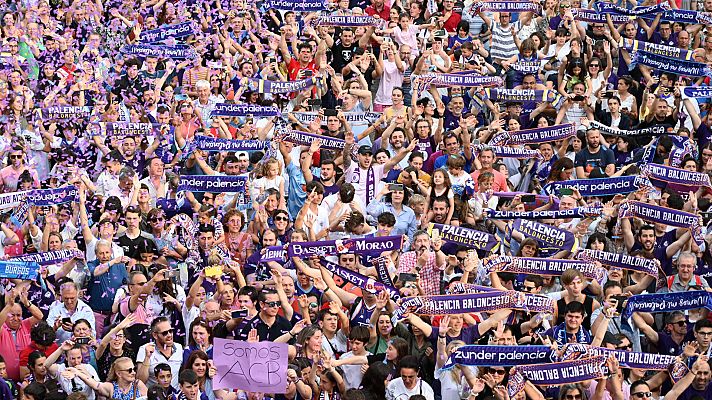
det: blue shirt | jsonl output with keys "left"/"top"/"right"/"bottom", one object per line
{"left": 87, "top": 260, "right": 129, "bottom": 312}
{"left": 365, "top": 201, "right": 417, "bottom": 243}
{"left": 285, "top": 161, "right": 307, "bottom": 219}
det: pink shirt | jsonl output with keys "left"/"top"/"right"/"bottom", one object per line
{"left": 120, "top": 296, "right": 154, "bottom": 326}
{"left": 0, "top": 319, "right": 33, "bottom": 381}
{"left": 0, "top": 166, "right": 40, "bottom": 192}
{"left": 470, "top": 169, "right": 509, "bottom": 192}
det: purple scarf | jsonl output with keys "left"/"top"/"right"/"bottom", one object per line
{"left": 618, "top": 200, "right": 704, "bottom": 245}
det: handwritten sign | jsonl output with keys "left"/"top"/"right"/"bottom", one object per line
{"left": 213, "top": 338, "right": 289, "bottom": 393}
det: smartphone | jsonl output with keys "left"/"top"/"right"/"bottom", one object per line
{"left": 269, "top": 57, "right": 276, "bottom": 63}
{"left": 323, "top": 109, "right": 338, "bottom": 117}
{"left": 75, "top": 337, "right": 91, "bottom": 345}
{"left": 612, "top": 295, "right": 627, "bottom": 315}
{"left": 472, "top": 139, "right": 480, "bottom": 145}
{"left": 559, "top": 188, "right": 573, "bottom": 196}
{"left": 603, "top": 91, "right": 615, "bottom": 99}
{"left": 573, "top": 95, "right": 586, "bottom": 101}
{"left": 388, "top": 183, "right": 404, "bottom": 191}
{"left": 308, "top": 98, "right": 322, "bottom": 110}
{"left": 521, "top": 194, "right": 536, "bottom": 203}
{"left": 255, "top": 192, "right": 269, "bottom": 204}
{"left": 231, "top": 309, "right": 249, "bottom": 319}
{"left": 432, "top": 228, "right": 440, "bottom": 241}
{"left": 398, "top": 273, "right": 418, "bottom": 282}
{"left": 62, "top": 317, "right": 72, "bottom": 325}
{"left": 175, "top": 94, "right": 188, "bottom": 101}
{"left": 303, "top": 70, "right": 313, "bottom": 77}
{"left": 166, "top": 269, "right": 179, "bottom": 278}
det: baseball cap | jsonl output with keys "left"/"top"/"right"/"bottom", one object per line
{"left": 358, "top": 145, "right": 373, "bottom": 155}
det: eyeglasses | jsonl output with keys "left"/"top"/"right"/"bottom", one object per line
{"left": 565, "top": 395, "right": 582, "bottom": 400}
{"left": 121, "top": 366, "right": 137, "bottom": 373}
{"left": 560, "top": 4, "right": 571, "bottom": 7}
{"left": 274, "top": 216, "right": 289, "bottom": 222}
{"left": 632, "top": 392, "right": 652, "bottom": 399}
{"left": 615, "top": 343, "right": 631, "bottom": 350}
{"left": 113, "top": 334, "right": 125, "bottom": 339}
{"left": 264, "top": 300, "right": 282, "bottom": 308}
{"left": 487, "top": 368, "right": 506, "bottom": 375}
{"left": 157, "top": 328, "right": 174, "bottom": 336}
{"left": 698, "top": 331, "right": 712, "bottom": 337}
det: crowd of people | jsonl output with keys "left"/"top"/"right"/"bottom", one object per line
{"left": 2, "top": 0, "right": 712, "bottom": 399}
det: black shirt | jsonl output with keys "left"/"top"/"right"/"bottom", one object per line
{"left": 238, "top": 314, "right": 293, "bottom": 342}
{"left": 331, "top": 42, "right": 359, "bottom": 73}
{"left": 117, "top": 231, "right": 156, "bottom": 260}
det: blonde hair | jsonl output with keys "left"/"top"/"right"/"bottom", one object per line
{"left": 106, "top": 356, "right": 133, "bottom": 383}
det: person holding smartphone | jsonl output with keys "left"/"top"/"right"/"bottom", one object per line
{"left": 366, "top": 183, "right": 417, "bottom": 242}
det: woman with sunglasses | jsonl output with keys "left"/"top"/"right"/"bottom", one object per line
{"left": 558, "top": 384, "right": 587, "bottom": 400}
{"left": 65, "top": 356, "right": 148, "bottom": 400}
{"left": 95, "top": 316, "right": 136, "bottom": 381}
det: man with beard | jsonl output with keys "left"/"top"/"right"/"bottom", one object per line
{"left": 574, "top": 128, "right": 615, "bottom": 179}
{"left": 668, "top": 340, "right": 712, "bottom": 399}
{"left": 137, "top": 316, "right": 184, "bottom": 388}
{"left": 332, "top": 28, "right": 358, "bottom": 74}
{"left": 621, "top": 224, "right": 688, "bottom": 276}
{"left": 238, "top": 289, "right": 293, "bottom": 342}
{"left": 429, "top": 197, "right": 451, "bottom": 226}
{"left": 303, "top": 155, "right": 339, "bottom": 196}
{"left": 397, "top": 230, "right": 447, "bottom": 296}
{"left": 343, "top": 133, "right": 416, "bottom": 206}
{"left": 120, "top": 136, "right": 146, "bottom": 176}
{"left": 638, "top": 97, "right": 679, "bottom": 130}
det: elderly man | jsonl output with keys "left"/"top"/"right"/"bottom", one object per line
{"left": 47, "top": 281, "right": 96, "bottom": 344}
{"left": 664, "top": 252, "right": 711, "bottom": 293}
{"left": 87, "top": 239, "right": 130, "bottom": 338}
{"left": 139, "top": 157, "right": 168, "bottom": 206}
{"left": 397, "top": 230, "right": 447, "bottom": 296}
{"left": 193, "top": 79, "right": 221, "bottom": 128}
{"left": 0, "top": 286, "right": 43, "bottom": 381}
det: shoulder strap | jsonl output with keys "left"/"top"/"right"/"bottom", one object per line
{"left": 667, "top": 275, "right": 675, "bottom": 289}
{"left": 131, "top": 380, "right": 138, "bottom": 400}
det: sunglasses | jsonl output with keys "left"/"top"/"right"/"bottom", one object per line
{"left": 9, "top": 154, "right": 22, "bottom": 159}
{"left": 487, "top": 368, "right": 506, "bottom": 375}
{"left": 615, "top": 344, "right": 631, "bottom": 350}
{"left": 274, "top": 216, "right": 289, "bottom": 222}
{"left": 157, "top": 328, "right": 174, "bottom": 336}
{"left": 565, "top": 395, "right": 582, "bottom": 400}
{"left": 632, "top": 392, "right": 652, "bottom": 399}
{"left": 264, "top": 300, "right": 282, "bottom": 308}
{"left": 521, "top": 286, "right": 536, "bottom": 292}
{"left": 589, "top": 64, "right": 600, "bottom": 67}
{"left": 121, "top": 366, "right": 137, "bottom": 373}
{"left": 149, "top": 216, "right": 164, "bottom": 222}
{"left": 671, "top": 321, "right": 687, "bottom": 327}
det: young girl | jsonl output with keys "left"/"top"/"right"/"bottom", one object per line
{"left": 426, "top": 169, "right": 455, "bottom": 224}
{"left": 468, "top": 171, "right": 499, "bottom": 221}
{"left": 446, "top": 155, "right": 474, "bottom": 201}
{"left": 250, "top": 158, "right": 286, "bottom": 209}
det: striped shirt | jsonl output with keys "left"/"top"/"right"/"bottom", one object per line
{"left": 489, "top": 22, "right": 519, "bottom": 63}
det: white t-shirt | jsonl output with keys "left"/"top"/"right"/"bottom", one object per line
{"left": 344, "top": 163, "right": 386, "bottom": 206}
{"left": 340, "top": 350, "right": 371, "bottom": 390}
{"left": 386, "top": 377, "right": 435, "bottom": 400}
{"left": 56, "top": 364, "right": 100, "bottom": 400}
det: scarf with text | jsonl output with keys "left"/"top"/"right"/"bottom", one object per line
{"left": 484, "top": 255, "right": 606, "bottom": 284}
{"left": 630, "top": 50, "right": 712, "bottom": 77}
{"left": 576, "top": 249, "right": 660, "bottom": 278}
{"left": 319, "top": 258, "right": 401, "bottom": 300}
{"left": 426, "top": 223, "right": 500, "bottom": 252}
{"left": 287, "top": 236, "right": 403, "bottom": 257}
{"left": 468, "top": 1, "right": 541, "bottom": 14}
{"left": 618, "top": 200, "right": 703, "bottom": 245}
{"left": 371, "top": 256, "right": 395, "bottom": 287}
{"left": 259, "top": 246, "right": 288, "bottom": 263}
{"left": 11, "top": 249, "right": 80, "bottom": 265}
{"left": 413, "top": 72, "right": 503, "bottom": 97}
{"left": 442, "top": 345, "right": 555, "bottom": 370}
{"left": 509, "top": 61, "right": 543, "bottom": 74}
{"left": 176, "top": 175, "right": 248, "bottom": 193}
{"left": 484, "top": 206, "right": 602, "bottom": 220}
{"left": 292, "top": 111, "right": 381, "bottom": 125}
{"left": 266, "top": 0, "right": 327, "bottom": 11}
{"left": 92, "top": 122, "right": 167, "bottom": 139}
{"left": 589, "top": 120, "right": 667, "bottom": 137}
{"left": 447, "top": 283, "right": 555, "bottom": 313}
{"left": 120, "top": 44, "right": 197, "bottom": 59}
{"left": 472, "top": 144, "right": 542, "bottom": 160}
{"left": 248, "top": 76, "right": 319, "bottom": 94}
{"left": 508, "top": 356, "right": 607, "bottom": 397}
{"left": 139, "top": 22, "right": 199, "bottom": 43}
{"left": 682, "top": 86, "right": 712, "bottom": 99}
{"left": 316, "top": 15, "right": 383, "bottom": 27}
{"left": 480, "top": 89, "right": 564, "bottom": 108}
{"left": 0, "top": 261, "right": 40, "bottom": 280}
{"left": 195, "top": 135, "right": 270, "bottom": 152}
{"left": 509, "top": 219, "right": 579, "bottom": 253}
{"left": 595, "top": 2, "right": 670, "bottom": 16}
{"left": 542, "top": 175, "right": 654, "bottom": 197}
{"left": 571, "top": 8, "right": 630, "bottom": 23}
{"left": 620, "top": 38, "right": 695, "bottom": 61}
{"left": 490, "top": 124, "right": 576, "bottom": 146}
{"left": 641, "top": 163, "right": 712, "bottom": 189}
{"left": 36, "top": 106, "right": 93, "bottom": 120}
{"left": 210, "top": 103, "right": 281, "bottom": 117}
{"left": 622, "top": 290, "right": 712, "bottom": 319}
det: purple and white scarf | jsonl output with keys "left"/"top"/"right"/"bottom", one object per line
{"left": 210, "top": 103, "right": 281, "bottom": 117}
{"left": 589, "top": 120, "right": 667, "bottom": 137}
{"left": 319, "top": 258, "right": 401, "bottom": 300}
{"left": 508, "top": 356, "right": 607, "bottom": 396}
{"left": 542, "top": 175, "right": 654, "bottom": 197}
{"left": 620, "top": 38, "right": 695, "bottom": 61}
{"left": 468, "top": 1, "right": 541, "bottom": 14}
{"left": 266, "top": 0, "right": 327, "bottom": 11}
{"left": 447, "top": 282, "right": 555, "bottom": 313}
{"left": 571, "top": 8, "right": 630, "bottom": 23}
{"left": 577, "top": 249, "right": 660, "bottom": 278}
{"left": 259, "top": 246, "right": 287, "bottom": 263}
{"left": 442, "top": 345, "right": 555, "bottom": 370}
{"left": 427, "top": 223, "right": 500, "bottom": 252}
{"left": 139, "top": 21, "right": 198, "bottom": 43}
{"left": 622, "top": 290, "right": 712, "bottom": 319}
{"left": 292, "top": 111, "right": 381, "bottom": 125}
{"left": 618, "top": 200, "right": 704, "bottom": 245}
{"left": 631, "top": 50, "right": 712, "bottom": 78}
{"left": 92, "top": 122, "right": 166, "bottom": 139}
{"left": 595, "top": 2, "right": 670, "bottom": 16}
{"left": 317, "top": 15, "right": 382, "bottom": 27}
{"left": 682, "top": 86, "right": 712, "bottom": 99}
{"left": 484, "top": 255, "right": 606, "bottom": 284}
{"left": 485, "top": 206, "right": 602, "bottom": 220}
{"left": 481, "top": 89, "right": 564, "bottom": 108}
{"left": 120, "top": 44, "right": 197, "bottom": 59}
{"left": 248, "top": 77, "right": 319, "bottom": 94}
{"left": 195, "top": 135, "right": 270, "bottom": 152}
{"left": 640, "top": 163, "right": 712, "bottom": 189}
{"left": 37, "top": 106, "right": 93, "bottom": 120}
{"left": 509, "top": 219, "right": 579, "bottom": 253}
{"left": 472, "top": 144, "right": 542, "bottom": 160}
{"left": 287, "top": 235, "right": 403, "bottom": 258}
{"left": 490, "top": 123, "right": 576, "bottom": 146}
{"left": 177, "top": 175, "right": 248, "bottom": 193}
{"left": 413, "top": 72, "right": 503, "bottom": 97}
{"left": 11, "top": 249, "right": 81, "bottom": 266}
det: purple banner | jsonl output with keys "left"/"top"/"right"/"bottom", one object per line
{"left": 319, "top": 258, "right": 401, "bottom": 300}
{"left": 577, "top": 249, "right": 659, "bottom": 277}
{"left": 641, "top": 163, "right": 712, "bottom": 189}
{"left": 485, "top": 206, "right": 601, "bottom": 220}
{"left": 484, "top": 255, "right": 606, "bottom": 283}
{"left": 618, "top": 200, "right": 703, "bottom": 245}
{"left": 491, "top": 123, "right": 576, "bottom": 146}
{"left": 443, "top": 345, "right": 555, "bottom": 370}
{"left": 426, "top": 223, "right": 500, "bottom": 252}
{"left": 510, "top": 219, "right": 579, "bottom": 253}
{"left": 622, "top": 290, "right": 712, "bottom": 320}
